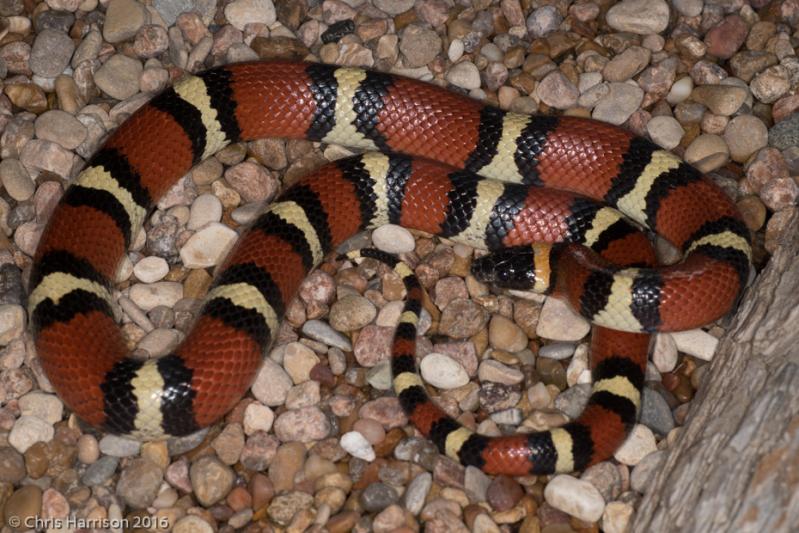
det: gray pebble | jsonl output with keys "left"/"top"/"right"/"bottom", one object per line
{"left": 35, "top": 110, "right": 87, "bottom": 151}
{"left": 769, "top": 113, "right": 799, "bottom": 151}
{"left": 554, "top": 383, "right": 592, "bottom": 419}
{"left": 403, "top": 472, "right": 432, "bottom": 515}
{"left": 639, "top": 386, "right": 675, "bottom": 436}
{"left": 116, "top": 458, "right": 163, "bottom": 508}
{"left": 94, "top": 54, "right": 143, "bottom": 100}
{"left": 81, "top": 455, "right": 120, "bottom": 486}
{"left": 592, "top": 82, "right": 644, "bottom": 125}
{"left": 99, "top": 434, "right": 141, "bottom": 457}
{"left": 167, "top": 427, "right": 209, "bottom": 455}
{"left": 360, "top": 482, "right": 399, "bottom": 513}
{"left": 301, "top": 319, "right": 352, "bottom": 351}
{"left": 538, "top": 342, "right": 576, "bottom": 360}
{"left": 527, "top": 5, "right": 562, "bottom": 38}
{"left": 29, "top": 29, "right": 74, "bottom": 78}
{"left": 33, "top": 10, "right": 75, "bottom": 33}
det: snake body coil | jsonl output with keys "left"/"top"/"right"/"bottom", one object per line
{"left": 29, "top": 62, "right": 751, "bottom": 475}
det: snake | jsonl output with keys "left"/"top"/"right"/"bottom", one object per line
{"left": 28, "top": 61, "right": 752, "bottom": 476}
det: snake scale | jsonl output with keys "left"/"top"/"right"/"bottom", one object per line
{"left": 29, "top": 61, "right": 751, "bottom": 475}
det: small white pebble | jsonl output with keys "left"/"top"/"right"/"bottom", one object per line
{"left": 340, "top": 431, "right": 376, "bottom": 461}
{"left": 419, "top": 353, "right": 469, "bottom": 389}
{"left": 372, "top": 224, "right": 415, "bottom": 254}
{"left": 671, "top": 329, "right": 719, "bottom": 361}
{"left": 544, "top": 474, "right": 605, "bottom": 522}
{"left": 133, "top": 256, "right": 169, "bottom": 283}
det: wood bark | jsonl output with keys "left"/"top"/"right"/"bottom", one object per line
{"left": 632, "top": 207, "right": 799, "bottom": 533}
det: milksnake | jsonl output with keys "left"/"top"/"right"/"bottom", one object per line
{"left": 29, "top": 61, "right": 752, "bottom": 476}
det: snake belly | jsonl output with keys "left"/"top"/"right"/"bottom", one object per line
{"left": 28, "top": 61, "right": 752, "bottom": 475}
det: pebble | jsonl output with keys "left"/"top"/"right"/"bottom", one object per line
{"left": 301, "top": 319, "right": 353, "bottom": 351}
{"left": 420, "top": 353, "right": 470, "bottom": 389}
{"left": 283, "top": 341, "right": 320, "bottom": 384}
{"left": 724, "top": 115, "right": 767, "bottom": 163}
{"left": 251, "top": 358, "right": 293, "bottom": 406}
{"left": 603, "top": 46, "right": 651, "bottom": 82}
{"left": 672, "top": 0, "right": 702, "bottom": 17}
{"left": 0, "top": 159, "right": 35, "bottom": 201}
{"left": 129, "top": 281, "right": 182, "bottom": 311}
{"left": 99, "top": 434, "right": 141, "bottom": 457}
{"left": 81, "top": 455, "right": 119, "bottom": 485}
{"left": 613, "top": 424, "right": 657, "bottom": 466}
{"left": 536, "top": 298, "right": 590, "bottom": 341}
{"left": 94, "top": 54, "right": 143, "bottom": 100}
{"left": 4, "top": 485, "right": 42, "bottom": 528}
{"left": 478, "top": 360, "right": 524, "bottom": 385}
{"left": 704, "top": 15, "right": 748, "bottom": 59}
{"left": 544, "top": 474, "right": 605, "bottom": 522}
{"left": 539, "top": 342, "right": 576, "bottom": 360}
{"left": 374, "top": 0, "right": 414, "bottom": 15}
{"left": 354, "top": 325, "right": 392, "bottom": 367}
{"left": 225, "top": 0, "right": 276, "bottom": 30}
{"left": 360, "top": 482, "right": 399, "bottom": 513}
{"left": 0, "top": 446, "right": 25, "bottom": 483}
{"left": 188, "top": 194, "right": 222, "bottom": 230}
{"left": 487, "top": 475, "right": 523, "bottom": 511}
{"left": 488, "top": 315, "right": 527, "bottom": 352}
{"left": 769, "top": 113, "right": 799, "bottom": 151}
{"left": 592, "top": 82, "right": 644, "bottom": 126}
{"left": 273, "top": 406, "right": 331, "bottom": 442}
{"left": 671, "top": 329, "right": 719, "bottom": 361}
{"left": 329, "top": 294, "right": 376, "bottom": 331}
{"left": 372, "top": 224, "right": 415, "bottom": 253}
{"left": 630, "top": 449, "right": 666, "bottom": 492}
{"left": 640, "top": 387, "right": 675, "bottom": 436}
{"left": 446, "top": 61, "right": 482, "bottom": 90}
{"left": 133, "top": 256, "right": 169, "bottom": 283}
{"left": 537, "top": 71, "right": 579, "bottom": 110}
{"left": 8, "top": 415, "right": 53, "bottom": 453}
{"left": 340, "top": 431, "right": 376, "bottom": 461}
{"left": 667, "top": 76, "right": 693, "bottom": 105}
{"left": 750, "top": 65, "right": 790, "bottom": 104}
{"left": 691, "top": 85, "right": 747, "bottom": 116}
{"left": 77, "top": 434, "right": 100, "bottom": 464}
{"left": 29, "top": 29, "right": 74, "bottom": 78}
{"left": 606, "top": 0, "right": 670, "bottom": 35}
{"left": 526, "top": 6, "right": 562, "bottom": 38}
{"left": 174, "top": 516, "right": 214, "bottom": 533}
{"left": 684, "top": 134, "right": 730, "bottom": 172}
{"left": 18, "top": 392, "right": 62, "bottom": 424}
{"left": 652, "top": 333, "right": 678, "bottom": 372}
{"left": 400, "top": 24, "right": 442, "bottom": 68}
{"left": 602, "top": 501, "right": 635, "bottom": 533}
{"left": 116, "top": 458, "right": 163, "bottom": 508}
{"left": 191, "top": 456, "right": 235, "bottom": 506}
{"left": 268, "top": 491, "right": 314, "bottom": 527}
{"left": 20, "top": 139, "right": 75, "bottom": 179}
{"left": 104, "top": 0, "right": 148, "bottom": 43}
{"left": 179, "top": 222, "right": 237, "bottom": 268}
{"left": 400, "top": 471, "right": 432, "bottom": 516}
{"left": 34, "top": 110, "right": 87, "bottom": 151}
{"left": 646, "top": 116, "right": 684, "bottom": 150}
{"left": 243, "top": 403, "right": 274, "bottom": 434}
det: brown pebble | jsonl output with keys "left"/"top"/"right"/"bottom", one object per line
{"left": 249, "top": 472, "right": 274, "bottom": 510}
{"left": 487, "top": 475, "right": 524, "bottom": 512}
{"left": 226, "top": 486, "right": 252, "bottom": 512}
{"left": 5, "top": 484, "right": 42, "bottom": 530}
{"left": 373, "top": 428, "right": 404, "bottom": 458}
{"left": 24, "top": 441, "right": 49, "bottom": 479}
{"left": 326, "top": 510, "right": 360, "bottom": 533}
